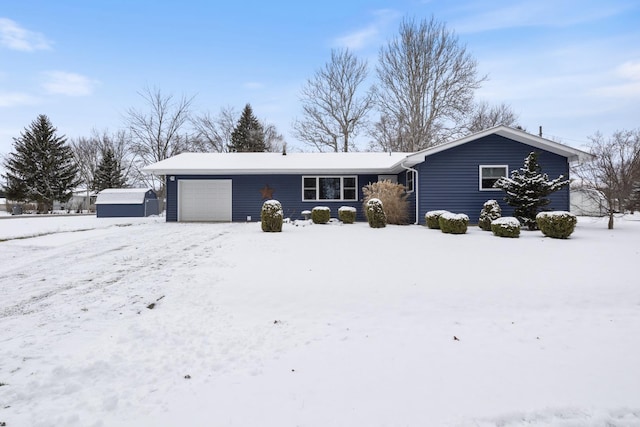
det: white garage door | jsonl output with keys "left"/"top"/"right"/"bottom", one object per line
{"left": 178, "top": 179, "right": 232, "bottom": 222}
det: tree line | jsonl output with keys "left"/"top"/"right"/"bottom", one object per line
{"left": 1, "top": 15, "right": 638, "bottom": 225}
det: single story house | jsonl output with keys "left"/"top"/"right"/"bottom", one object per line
{"left": 142, "top": 126, "right": 592, "bottom": 224}
{"left": 95, "top": 188, "right": 159, "bottom": 218}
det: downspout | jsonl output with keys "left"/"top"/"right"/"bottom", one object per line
{"left": 401, "top": 161, "right": 419, "bottom": 225}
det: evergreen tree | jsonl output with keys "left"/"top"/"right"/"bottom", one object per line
{"left": 494, "top": 152, "right": 569, "bottom": 230}
{"left": 3, "top": 114, "right": 80, "bottom": 212}
{"left": 93, "top": 147, "right": 126, "bottom": 191}
{"left": 228, "top": 104, "right": 266, "bottom": 152}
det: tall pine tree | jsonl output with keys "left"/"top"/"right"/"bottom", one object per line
{"left": 93, "top": 147, "right": 126, "bottom": 191}
{"left": 494, "top": 152, "right": 569, "bottom": 230}
{"left": 3, "top": 114, "right": 80, "bottom": 212}
{"left": 228, "top": 104, "right": 266, "bottom": 152}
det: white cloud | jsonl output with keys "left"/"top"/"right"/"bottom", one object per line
{"left": 334, "top": 9, "right": 400, "bottom": 50}
{"left": 0, "top": 17, "right": 52, "bottom": 51}
{"left": 451, "top": 1, "right": 630, "bottom": 33}
{"left": 0, "top": 91, "right": 40, "bottom": 107}
{"left": 592, "top": 60, "right": 640, "bottom": 98}
{"left": 41, "top": 71, "right": 99, "bottom": 96}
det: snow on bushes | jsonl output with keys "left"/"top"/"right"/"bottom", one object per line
{"left": 311, "top": 206, "right": 331, "bottom": 224}
{"left": 365, "top": 198, "right": 386, "bottom": 228}
{"left": 261, "top": 200, "right": 283, "bottom": 232}
{"left": 439, "top": 212, "right": 469, "bottom": 234}
{"left": 491, "top": 216, "right": 520, "bottom": 238}
{"left": 338, "top": 206, "right": 356, "bottom": 224}
{"left": 425, "top": 210, "right": 449, "bottom": 229}
{"left": 536, "top": 211, "right": 577, "bottom": 239}
{"left": 478, "top": 200, "right": 502, "bottom": 231}
{"left": 362, "top": 180, "right": 409, "bottom": 225}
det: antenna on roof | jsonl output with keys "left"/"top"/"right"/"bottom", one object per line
{"left": 539, "top": 126, "right": 543, "bottom": 137}
{"left": 282, "top": 142, "right": 287, "bottom": 156}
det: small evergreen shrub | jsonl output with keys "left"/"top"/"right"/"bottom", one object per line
{"left": 338, "top": 206, "right": 357, "bottom": 224}
{"left": 365, "top": 198, "right": 386, "bottom": 228}
{"left": 311, "top": 206, "right": 331, "bottom": 224}
{"left": 536, "top": 211, "right": 577, "bottom": 239}
{"left": 439, "top": 212, "right": 469, "bottom": 234}
{"left": 425, "top": 210, "right": 449, "bottom": 229}
{"left": 491, "top": 217, "right": 521, "bottom": 238}
{"left": 478, "top": 200, "right": 502, "bottom": 231}
{"left": 362, "top": 180, "right": 409, "bottom": 225}
{"left": 261, "top": 200, "right": 283, "bottom": 232}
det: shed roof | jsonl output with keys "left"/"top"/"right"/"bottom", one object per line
{"left": 142, "top": 152, "right": 415, "bottom": 175}
{"left": 95, "top": 188, "right": 154, "bottom": 205}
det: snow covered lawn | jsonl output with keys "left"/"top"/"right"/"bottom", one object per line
{"left": 1, "top": 215, "right": 639, "bottom": 426}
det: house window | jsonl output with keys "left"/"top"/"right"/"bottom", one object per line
{"left": 480, "top": 165, "right": 508, "bottom": 190}
{"left": 302, "top": 176, "right": 358, "bottom": 201}
{"left": 405, "top": 170, "right": 415, "bottom": 193}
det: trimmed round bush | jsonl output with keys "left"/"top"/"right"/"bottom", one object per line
{"left": 491, "top": 216, "right": 520, "bottom": 238}
{"left": 439, "top": 212, "right": 469, "bottom": 234}
{"left": 478, "top": 200, "right": 502, "bottom": 231}
{"left": 261, "top": 199, "right": 283, "bottom": 232}
{"left": 536, "top": 211, "right": 577, "bottom": 239}
{"left": 425, "top": 210, "right": 449, "bottom": 229}
{"left": 338, "top": 206, "right": 357, "bottom": 224}
{"left": 366, "top": 198, "right": 386, "bottom": 228}
{"left": 311, "top": 206, "right": 331, "bottom": 224}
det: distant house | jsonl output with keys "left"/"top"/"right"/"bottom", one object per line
{"left": 95, "top": 188, "right": 159, "bottom": 218}
{"left": 570, "top": 186, "right": 609, "bottom": 216}
{"left": 142, "top": 126, "right": 592, "bottom": 224}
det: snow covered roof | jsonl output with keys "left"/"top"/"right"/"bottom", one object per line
{"left": 95, "top": 188, "right": 154, "bottom": 205}
{"left": 405, "top": 125, "right": 594, "bottom": 164}
{"left": 142, "top": 152, "right": 417, "bottom": 175}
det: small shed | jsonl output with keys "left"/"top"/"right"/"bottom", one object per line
{"left": 95, "top": 188, "right": 159, "bottom": 218}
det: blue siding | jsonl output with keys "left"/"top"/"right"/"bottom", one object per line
{"left": 97, "top": 204, "right": 145, "bottom": 217}
{"left": 416, "top": 134, "right": 570, "bottom": 224}
{"left": 166, "top": 173, "right": 385, "bottom": 222}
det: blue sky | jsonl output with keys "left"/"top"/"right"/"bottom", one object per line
{"left": 1, "top": 0, "right": 639, "bottom": 162}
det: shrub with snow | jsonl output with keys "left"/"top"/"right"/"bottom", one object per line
{"left": 478, "top": 200, "right": 502, "bottom": 231}
{"left": 491, "top": 216, "right": 520, "bottom": 238}
{"left": 338, "top": 206, "right": 357, "bottom": 224}
{"left": 261, "top": 200, "right": 283, "bottom": 232}
{"left": 425, "top": 210, "right": 449, "bottom": 229}
{"left": 536, "top": 211, "right": 577, "bottom": 239}
{"left": 365, "top": 198, "right": 386, "bottom": 228}
{"left": 439, "top": 212, "right": 469, "bottom": 234}
{"left": 362, "top": 180, "right": 409, "bottom": 225}
{"left": 311, "top": 206, "right": 331, "bottom": 224}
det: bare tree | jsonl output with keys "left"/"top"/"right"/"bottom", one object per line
{"left": 70, "top": 129, "right": 135, "bottom": 210}
{"left": 367, "top": 113, "right": 410, "bottom": 152}
{"left": 263, "top": 122, "right": 285, "bottom": 153}
{"left": 293, "top": 48, "right": 373, "bottom": 152}
{"left": 126, "top": 86, "right": 195, "bottom": 193}
{"left": 191, "top": 106, "right": 238, "bottom": 152}
{"left": 572, "top": 129, "right": 640, "bottom": 229}
{"left": 374, "top": 16, "right": 486, "bottom": 151}
{"left": 464, "top": 101, "right": 520, "bottom": 134}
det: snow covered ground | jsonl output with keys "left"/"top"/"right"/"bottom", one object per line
{"left": 0, "top": 215, "right": 639, "bottom": 427}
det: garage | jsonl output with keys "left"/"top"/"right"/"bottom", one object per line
{"left": 178, "top": 179, "right": 232, "bottom": 222}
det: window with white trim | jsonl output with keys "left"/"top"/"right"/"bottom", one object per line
{"left": 405, "top": 170, "right": 415, "bottom": 193}
{"left": 479, "top": 165, "right": 508, "bottom": 190}
{"left": 302, "top": 176, "right": 358, "bottom": 201}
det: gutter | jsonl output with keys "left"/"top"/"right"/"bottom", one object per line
{"left": 400, "top": 161, "right": 419, "bottom": 225}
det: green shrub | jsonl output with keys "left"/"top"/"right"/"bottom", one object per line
{"left": 478, "top": 200, "right": 502, "bottom": 231}
{"left": 536, "top": 211, "right": 577, "bottom": 239}
{"left": 311, "top": 206, "right": 331, "bottom": 224}
{"left": 362, "top": 180, "right": 409, "bottom": 225}
{"left": 261, "top": 200, "right": 283, "bottom": 232}
{"left": 365, "top": 198, "right": 386, "bottom": 228}
{"left": 338, "top": 206, "right": 357, "bottom": 224}
{"left": 425, "top": 210, "right": 449, "bottom": 229}
{"left": 438, "top": 212, "right": 469, "bottom": 234}
{"left": 491, "top": 217, "right": 520, "bottom": 238}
